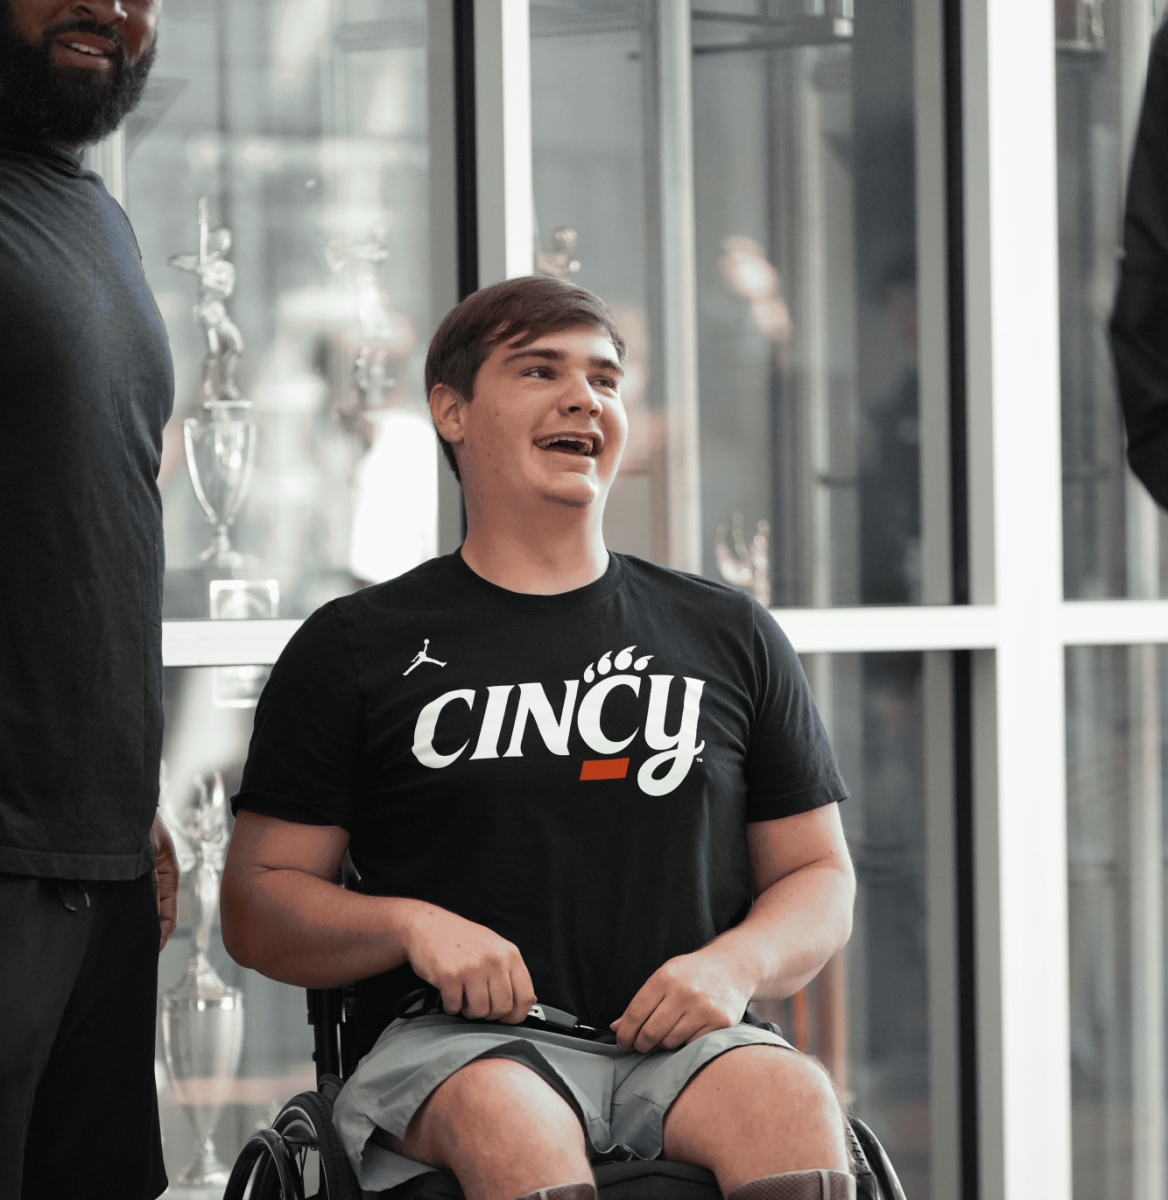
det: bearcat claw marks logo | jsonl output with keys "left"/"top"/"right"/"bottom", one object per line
{"left": 411, "top": 646, "right": 706, "bottom": 797}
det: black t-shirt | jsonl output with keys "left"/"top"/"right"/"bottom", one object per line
{"left": 0, "top": 130, "right": 173, "bottom": 879}
{"left": 234, "top": 552, "right": 847, "bottom": 1043}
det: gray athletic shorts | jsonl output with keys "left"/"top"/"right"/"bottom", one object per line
{"left": 332, "top": 1013, "right": 796, "bottom": 1194}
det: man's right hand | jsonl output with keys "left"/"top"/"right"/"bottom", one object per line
{"left": 402, "top": 904, "right": 536, "bottom": 1024}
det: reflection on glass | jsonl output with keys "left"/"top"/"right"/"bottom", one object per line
{"left": 126, "top": 0, "right": 437, "bottom": 619}
{"left": 1058, "top": 0, "right": 1168, "bottom": 599}
{"left": 1066, "top": 645, "right": 1167, "bottom": 1200}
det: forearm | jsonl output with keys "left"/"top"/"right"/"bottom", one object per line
{"left": 221, "top": 866, "right": 433, "bottom": 989}
{"left": 704, "top": 862, "right": 854, "bottom": 1001}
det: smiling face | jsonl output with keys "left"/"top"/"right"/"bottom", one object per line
{"left": 0, "top": 0, "right": 161, "bottom": 148}
{"left": 431, "top": 325, "right": 629, "bottom": 517}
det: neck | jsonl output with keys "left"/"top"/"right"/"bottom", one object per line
{"left": 460, "top": 495, "right": 610, "bottom": 595}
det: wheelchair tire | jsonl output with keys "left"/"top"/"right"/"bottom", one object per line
{"left": 848, "top": 1117, "right": 907, "bottom": 1200}
{"left": 223, "top": 1128, "right": 304, "bottom": 1200}
{"left": 271, "top": 1089, "right": 361, "bottom": 1200}
{"left": 223, "top": 1089, "right": 360, "bottom": 1200}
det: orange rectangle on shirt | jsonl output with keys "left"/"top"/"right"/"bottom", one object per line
{"left": 579, "top": 758, "right": 630, "bottom": 781}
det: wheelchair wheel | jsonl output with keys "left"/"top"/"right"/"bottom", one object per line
{"left": 224, "top": 1088, "right": 360, "bottom": 1200}
{"left": 848, "top": 1117, "right": 907, "bottom": 1200}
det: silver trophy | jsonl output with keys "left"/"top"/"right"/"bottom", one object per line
{"left": 171, "top": 199, "right": 257, "bottom": 567}
{"left": 160, "top": 771, "right": 244, "bottom": 1188}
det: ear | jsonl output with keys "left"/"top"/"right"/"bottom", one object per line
{"left": 429, "top": 383, "right": 467, "bottom": 445}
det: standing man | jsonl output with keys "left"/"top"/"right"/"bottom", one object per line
{"left": 0, "top": 3, "right": 177, "bottom": 1198}
{"left": 223, "top": 277, "right": 858, "bottom": 1200}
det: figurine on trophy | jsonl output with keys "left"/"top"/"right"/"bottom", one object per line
{"left": 324, "top": 224, "right": 415, "bottom": 437}
{"left": 170, "top": 198, "right": 257, "bottom": 569}
{"left": 160, "top": 770, "right": 245, "bottom": 1189}
{"left": 170, "top": 197, "right": 245, "bottom": 404}
{"left": 534, "top": 225, "right": 581, "bottom": 281}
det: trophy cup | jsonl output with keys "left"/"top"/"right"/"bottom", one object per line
{"left": 160, "top": 771, "right": 244, "bottom": 1188}
{"left": 171, "top": 199, "right": 257, "bottom": 568}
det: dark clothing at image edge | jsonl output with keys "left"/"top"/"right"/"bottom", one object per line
{"left": 0, "top": 872, "right": 167, "bottom": 1198}
{"left": 1113, "top": 22, "right": 1168, "bottom": 508}
{"left": 0, "top": 128, "right": 174, "bottom": 878}
{"left": 233, "top": 550, "right": 848, "bottom": 1047}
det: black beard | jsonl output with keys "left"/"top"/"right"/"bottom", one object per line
{"left": 0, "top": 3, "right": 157, "bottom": 148}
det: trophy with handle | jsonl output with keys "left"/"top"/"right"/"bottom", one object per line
{"left": 171, "top": 198, "right": 257, "bottom": 568}
{"left": 160, "top": 771, "right": 244, "bottom": 1188}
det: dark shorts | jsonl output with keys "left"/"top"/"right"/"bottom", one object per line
{"left": 333, "top": 1013, "right": 796, "bottom": 1193}
{"left": 0, "top": 871, "right": 167, "bottom": 1200}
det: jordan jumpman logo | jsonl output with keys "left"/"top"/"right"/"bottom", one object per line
{"left": 403, "top": 639, "right": 447, "bottom": 676}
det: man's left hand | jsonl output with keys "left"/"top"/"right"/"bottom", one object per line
{"left": 610, "top": 948, "right": 752, "bottom": 1052}
{"left": 150, "top": 812, "right": 180, "bottom": 951}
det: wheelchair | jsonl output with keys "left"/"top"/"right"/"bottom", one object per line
{"left": 223, "top": 978, "right": 908, "bottom": 1200}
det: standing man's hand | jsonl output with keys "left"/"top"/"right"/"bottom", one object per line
{"left": 610, "top": 947, "right": 753, "bottom": 1052}
{"left": 150, "top": 811, "right": 179, "bottom": 950}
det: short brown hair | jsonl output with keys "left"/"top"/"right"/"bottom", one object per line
{"left": 425, "top": 275, "right": 627, "bottom": 480}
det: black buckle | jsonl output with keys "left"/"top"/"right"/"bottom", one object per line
{"left": 391, "top": 986, "right": 607, "bottom": 1040}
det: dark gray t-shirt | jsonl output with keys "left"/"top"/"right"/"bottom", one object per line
{"left": 234, "top": 552, "right": 847, "bottom": 1042}
{"left": 0, "top": 131, "right": 173, "bottom": 879}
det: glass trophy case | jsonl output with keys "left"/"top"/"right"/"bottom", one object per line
{"left": 129, "top": 0, "right": 441, "bottom": 625}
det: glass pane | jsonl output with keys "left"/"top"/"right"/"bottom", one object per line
{"left": 126, "top": 0, "right": 440, "bottom": 620}
{"left": 156, "top": 666, "right": 311, "bottom": 1187}
{"left": 1058, "top": 0, "right": 1168, "bottom": 599}
{"left": 694, "top": 3, "right": 924, "bottom": 607}
{"left": 529, "top": 2, "right": 660, "bottom": 561}
{"left": 530, "top": 0, "right": 928, "bottom": 607}
{"left": 755, "top": 651, "right": 935, "bottom": 1197}
{"left": 1066, "top": 645, "right": 1168, "bottom": 1200}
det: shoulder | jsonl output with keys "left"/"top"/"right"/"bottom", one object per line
{"left": 615, "top": 553, "right": 757, "bottom": 618}
{"left": 615, "top": 554, "right": 790, "bottom": 646}
{"left": 329, "top": 555, "right": 462, "bottom": 624}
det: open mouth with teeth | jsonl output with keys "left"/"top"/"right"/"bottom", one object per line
{"left": 55, "top": 36, "right": 118, "bottom": 66}
{"left": 535, "top": 435, "right": 599, "bottom": 457}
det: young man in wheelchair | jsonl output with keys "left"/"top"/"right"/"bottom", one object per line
{"left": 222, "top": 276, "right": 857, "bottom": 1200}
